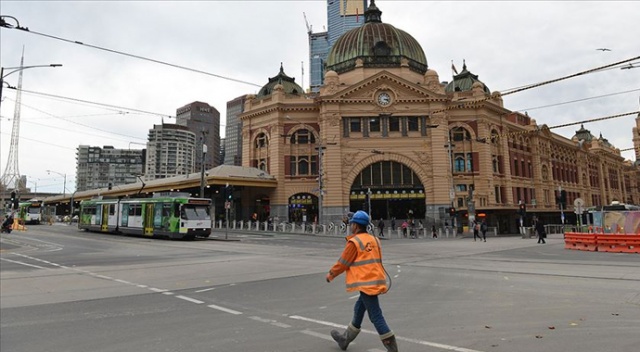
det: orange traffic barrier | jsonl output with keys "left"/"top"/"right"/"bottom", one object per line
{"left": 596, "top": 235, "right": 640, "bottom": 253}
{"left": 12, "top": 218, "right": 27, "bottom": 231}
{"left": 564, "top": 233, "right": 597, "bottom": 251}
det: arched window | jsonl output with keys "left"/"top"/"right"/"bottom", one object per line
{"left": 255, "top": 133, "right": 269, "bottom": 148}
{"left": 290, "top": 129, "right": 316, "bottom": 144}
{"left": 450, "top": 126, "right": 471, "bottom": 142}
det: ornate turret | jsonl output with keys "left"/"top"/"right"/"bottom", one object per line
{"left": 256, "top": 63, "right": 303, "bottom": 98}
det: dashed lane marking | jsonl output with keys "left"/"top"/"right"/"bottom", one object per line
{"left": 176, "top": 295, "right": 204, "bottom": 304}
{"left": 290, "top": 315, "right": 485, "bottom": 352}
{"left": 195, "top": 287, "right": 216, "bottom": 293}
{"left": 300, "top": 329, "right": 336, "bottom": 342}
{"left": 0, "top": 257, "right": 47, "bottom": 269}
{"left": 207, "top": 304, "right": 242, "bottom": 315}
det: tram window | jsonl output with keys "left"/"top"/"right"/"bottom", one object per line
{"left": 109, "top": 204, "right": 115, "bottom": 215}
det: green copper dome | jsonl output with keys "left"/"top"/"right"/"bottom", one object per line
{"left": 257, "top": 64, "right": 303, "bottom": 98}
{"left": 445, "top": 61, "right": 491, "bottom": 94}
{"left": 325, "top": 0, "right": 428, "bottom": 75}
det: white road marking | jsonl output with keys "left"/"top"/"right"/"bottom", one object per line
{"left": 271, "top": 321, "right": 291, "bottom": 328}
{"left": 349, "top": 294, "right": 360, "bottom": 300}
{"left": 195, "top": 287, "right": 216, "bottom": 293}
{"left": 176, "top": 295, "right": 204, "bottom": 304}
{"left": 207, "top": 304, "right": 242, "bottom": 315}
{"left": 114, "top": 279, "right": 132, "bottom": 285}
{"left": 300, "top": 330, "right": 336, "bottom": 341}
{"left": 94, "top": 275, "right": 113, "bottom": 280}
{"left": 149, "top": 287, "right": 168, "bottom": 293}
{"left": 0, "top": 257, "right": 46, "bottom": 269}
{"left": 290, "top": 315, "right": 485, "bottom": 352}
{"left": 162, "top": 292, "right": 174, "bottom": 295}
{"left": 137, "top": 285, "right": 148, "bottom": 288}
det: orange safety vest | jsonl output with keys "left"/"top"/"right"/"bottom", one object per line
{"left": 344, "top": 233, "right": 388, "bottom": 295}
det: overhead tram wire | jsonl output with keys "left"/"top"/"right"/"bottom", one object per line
{"left": 1, "top": 18, "right": 262, "bottom": 88}
{"left": 513, "top": 88, "right": 640, "bottom": 113}
{"left": 4, "top": 96, "right": 147, "bottom": 142}
{"left": 6, "top": 86, "right": 174, "bottom": 120}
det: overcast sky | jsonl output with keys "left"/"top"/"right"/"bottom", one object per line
{"left": 1, "top": 0, "right": 638, "bottom": 195}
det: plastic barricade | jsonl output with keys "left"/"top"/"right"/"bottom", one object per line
{"left": 596, "top": 235, "right": 640, "bottom": 253}
{"left": 564, "top": 233, "right": 597, "bottom": 251}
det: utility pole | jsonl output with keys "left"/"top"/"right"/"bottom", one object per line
{"left": 199, "top": 130, "right": 208, "bottom": 198}
{"left": 316, "top": 145, "right": 326, "bottom": 224}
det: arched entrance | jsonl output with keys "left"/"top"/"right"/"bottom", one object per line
{"left": 350, "top": 161, "right": 425, "bottom": 222}
{"left": 288, "top": 193, "right": 318, "bottom": 223}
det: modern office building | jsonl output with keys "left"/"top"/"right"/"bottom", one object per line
{"left": 75, "top": 145, "right": 145, "bottom": 192}
{"left": 241, "top": 1, "right": 640, "bottom": 232}
{"left": 144, "top": 124, "right": 196, "bottom": 180}
{"left": 176, "top": 101, "right": 221, "bottom": 171}
{"left": 223, "top": 95, "right": 247, "bottom": 166}
{"left": 308, "top": 0, "right": 367, "bottom": 92}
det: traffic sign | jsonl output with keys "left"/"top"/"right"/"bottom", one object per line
{"left": 225, "top": 201, "right": 231, "bottom": 209}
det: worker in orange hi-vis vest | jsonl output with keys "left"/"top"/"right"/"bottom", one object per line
{"left": 326, "top": 210, "right": 397, "bottom": 352}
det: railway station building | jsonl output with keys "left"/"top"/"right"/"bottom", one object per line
{"left": 239, "top": 1, "right": 640, "bottom": 233}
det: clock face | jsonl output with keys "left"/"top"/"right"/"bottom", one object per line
{"left": 377, "top": 92, "right": 391, "bottom": 106}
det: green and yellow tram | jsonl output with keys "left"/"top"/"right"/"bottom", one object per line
{"left": 79, "top": 194, "right": 212, "bottom": 239}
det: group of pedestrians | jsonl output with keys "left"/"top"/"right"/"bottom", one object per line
{"left": 472, "top": 219, "right": 488, "bottom": 242}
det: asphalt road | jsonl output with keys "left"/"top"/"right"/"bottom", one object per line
{"left": 1, "top": 225, "right": 639, "bottom": 352}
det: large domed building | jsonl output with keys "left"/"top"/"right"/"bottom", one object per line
{"left": 239, "top": 0, "right": 639, "bottom": 232}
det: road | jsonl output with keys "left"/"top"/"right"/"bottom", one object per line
{"left": 1, "top": 225, "right": 639, "bottom": 352}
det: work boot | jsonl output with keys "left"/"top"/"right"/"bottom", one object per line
{"left": 330, "top": 324, "right": 360, "bottom": 350}
{"left": 381, "top": 334, "right": 398, "bottom": 352}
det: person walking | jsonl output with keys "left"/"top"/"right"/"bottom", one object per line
{"left": 473, "top": 220, "right": 481, "bottom": 241}
{"left": 535, "top": 218, "right": 547, "bottom": 244}
{"left": 326, "top": 210, "right": 398, "bottom": 352}
{"left": 390, "top": 217, "right": 396, "bottom": 231}
{"left": 480, "top": 220, "right": 488, "bottom": 242}
{"left": 401, "top": 220, "right": 408, "bottom": 238}
{"left": 378, "top": 218, "right": 385, "bottom": 238}
{"left": 431, "top": 224, "right": 438, "bottom": 238}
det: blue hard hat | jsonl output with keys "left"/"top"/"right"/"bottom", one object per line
{"left": 349, "top": 210, "right": 370, "bottom": 225}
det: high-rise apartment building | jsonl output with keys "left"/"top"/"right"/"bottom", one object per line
{"left": 308, "top": 0, "right": 367, "bottom": 92}
{"left": 176, "top": 101, "right": 221, "bottom": 171}
{"left": 145, "top": 124, "right": 196, "bottom": 180}
{"left": 224, "top": 95, "right": 247, "bottom": 166}
{"left": 76, "top": 145, "right": 145, "bottom": 191}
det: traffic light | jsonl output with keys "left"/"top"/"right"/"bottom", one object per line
{"left": 226, "top": 185, "right": 234, "bottom": 201}
{"left": 518, "top": 203, "right": 526, "bottom": 215}
{"left": 448, "top": 207, "right": 456, "bottom": 216}
{"left": 10, "top": 191, "right": 18, "bottom": 210}
{"left": 108, "top": 182, "right": 113, "bottom": 190}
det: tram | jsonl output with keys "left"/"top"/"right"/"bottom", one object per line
{"left": 78, "top": 194, "right": 212, "bottom": 239}
{"left": 18, "top": 200, "right": 43, "bottom": 224}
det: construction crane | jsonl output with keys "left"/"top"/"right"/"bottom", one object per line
{"left": 303, "top": 12, "right": 312, "bottom": 34}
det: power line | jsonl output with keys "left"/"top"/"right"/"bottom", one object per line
{"left": 5, "top": 96, "right": 147, "bottom": 142}
{"left": 6, "top": 86, "right": 173, "bottom": 119}
{"left": 3, "top": 21, "right": 262, "bottom": 88}
{"left": 513, "top": 88, "right": 640, "bottom": 112}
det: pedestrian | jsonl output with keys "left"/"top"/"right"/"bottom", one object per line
{"left": 390, "top": 217, "right": 396, "bottom": 231}
{"left": 473, "top": 220, "right": 481, "bottom": 241}
{"left": 378, "top": 218, "right": 385, "bottom": 237}
{"left": 535, "top": 218, "right": 546, "bottom": 244}
{"left": 480, "top": 220, "right": 488, "bottom": 242}
{"left": 401, "top": 220, "right": 408, "bottom": 238}
{"left": 431, "top": 224, "right": 437, "bottom": 238}
{"left": 325, "top": 210, "right": 398, "bottom": 352}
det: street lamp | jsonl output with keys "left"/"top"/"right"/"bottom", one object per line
{"left": 46, "top": 170, "right": 67, "bottom": 197}
{"left": 0, "top": 64, "right": 62, "bottom": 110}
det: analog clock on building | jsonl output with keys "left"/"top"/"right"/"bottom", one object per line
{"left": 377, "top": 92, "right": 392, "bottom": 106}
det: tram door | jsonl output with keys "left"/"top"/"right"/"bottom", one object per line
{"left": 144, "top": 203, "right": 154, "bottom": 235}
{"left": 101, "top": 204, "right": 110, "bottom": 232}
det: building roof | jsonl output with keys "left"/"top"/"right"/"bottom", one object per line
{"left": 256, "top": 63, "right": 303, "bottom": 98}
{"left": 325, "top": 0, "right": 428, "bottom": 75}
{"left": 444, "top": 61, "right": 491, "bottom": 94}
